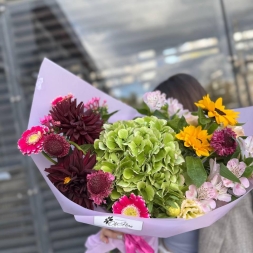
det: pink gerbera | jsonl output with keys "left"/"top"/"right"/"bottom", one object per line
{"left": 18, "top": 126, "right": 48, "bottom": 155}
{"left": 43, "top": 134, "right": 70, "bottom": 157}
{"left": 87, "top": 171, "right": 115, "bottom": 205}
{"left": 112, "top": 193, "right": 150, "bottom": 218}
{"left": 210, "top": 127, "right": 237, "bottom": 156}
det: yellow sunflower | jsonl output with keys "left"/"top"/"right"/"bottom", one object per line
{"left": 195, "top": 95, "right": 239, "bottom": 127}
{"left": 176, "top": 125, "right": 212, "bottom": 157}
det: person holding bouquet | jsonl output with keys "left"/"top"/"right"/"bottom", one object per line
{"left": 95, "top": 74, "right": 253, "bottom": 253}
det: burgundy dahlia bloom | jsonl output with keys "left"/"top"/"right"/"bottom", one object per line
{"left": 210, "top": 128, "right": 237, "bottom": 156}
{"left": 50, "top": 97, "right": 103, "bottom": 145}
{"left": 45, "top": 148, "right": 96, "bottom": 209}
{"left": 43, "top": 134, "right": 70, "bottom": 157}
{"left": 87, "top": 171, "right": 114, "bottom": 205}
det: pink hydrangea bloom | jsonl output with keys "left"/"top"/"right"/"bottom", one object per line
{"left": 112, "top": 193, "right": 150, "bottom": 218}
{"left": 87, "top": 171, "right": 114, "bottom": 205}
{"left": 222, "top": 158, "right": 249, "bottom": 196}
{"left": 18, "top": 126, "right": 48, "bottom": 155}
{"left": 186, "top": 182, "right": 217, "bottom": 213}
{"left": 238, "top": 136, "right": 253, "bottom": 159}
{"left": 143, "top": 91, "right": 166, "bottom": 112}
{"left": 167, "top": 98, "right": 190, "bottom": 117}
{"left": 208, "top": 159, "right": 231, "bottom": 202}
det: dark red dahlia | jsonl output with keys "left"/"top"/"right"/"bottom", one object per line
{"left": 210, "top": 127, "right": 237, "bottom": 156}
{"left": 45, "top": 148, "right": 96, "bottom": 209}
{"left": 43, "top": 134, "right": 70, "bottom": 157}
{"left": 50, "top": 98, "right": 103, "bottom": 145}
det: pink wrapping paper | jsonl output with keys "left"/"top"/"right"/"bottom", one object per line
{"left": 29, "top": 58, "right": 253, "bottom": 238}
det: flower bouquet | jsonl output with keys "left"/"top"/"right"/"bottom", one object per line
{"left": 18, "top": 59, "right": 253, "bottom": 253}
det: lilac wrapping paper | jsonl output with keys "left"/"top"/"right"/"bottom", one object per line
{"left": 29, "top": 58, "right": 253, "bottom": 238}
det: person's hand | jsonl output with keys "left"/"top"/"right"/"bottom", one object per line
{"left": 100, "top": 228, "right": 124, "bottom": 244}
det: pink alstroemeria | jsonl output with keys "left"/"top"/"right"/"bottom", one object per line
{"left": 222, "top": 158, "right": 249, "bottom": 196}
{"left": 143, "top": 91, "right": 166, "bottom": 112}
{"left": 167, "top": 98, "right": 190, "bottom": 117}
{"left": 186, "top": 182, "right": 217, "bottom": 213}
{"left": 238, "top": 136, "right": 253, "bottom": 159}
{"left": 208, "top": 159, "right": 231, "bottom": 202}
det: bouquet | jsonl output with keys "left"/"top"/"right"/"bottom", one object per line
{"left": 18, "top": 59, "right": 253, "bottom": 253}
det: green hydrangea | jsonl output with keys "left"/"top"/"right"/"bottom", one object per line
{"left": 94, "top": 116, "right": 185, "bottom": 217}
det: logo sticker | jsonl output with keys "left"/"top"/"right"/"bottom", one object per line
{"left": 94, "top": 216, "right": 143, "bottom": 231}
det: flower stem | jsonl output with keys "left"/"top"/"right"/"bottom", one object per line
{"left": 69, "top": 141, "right": 82, "bottom": 151}
{"left": 42, "top": 151, "right": 57, "bottom": 164}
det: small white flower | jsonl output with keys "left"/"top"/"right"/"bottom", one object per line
{"left": 143, "top": 91, "right": 166, "bottom": 112}
{"left": 167, "top": 98, "right": 190, "bottom": 117}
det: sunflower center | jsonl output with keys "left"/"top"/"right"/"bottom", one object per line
{"left": 122, "top": 205, "right": 140, "bottom": 217}
{"left": 27, "top": 132, "right": 42, "bottom": 144}
{"left": 215, "top": 108, "right": 226, "bottom": 116}
{"left": 64, "top": 177, "right": 71, "bottom": 184}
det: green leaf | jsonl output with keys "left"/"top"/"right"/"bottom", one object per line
{"left": 220, "top": 163, "right": 240, "bottom": 183}
{"left": 145, "top": 184, "right": 155, "bottom": 201}
{"left": 244, "top": 157, "right": 253, "bottom": 166}
{"left": 136, "top": 108, "right": 150, "bottom": 116}
{"left": 167, "top": 117, "right": 180, "bottom": 131}
{"left": 207, "top": 122, "right": 219, "bottom": 134}
{"left": 198, "top": 107, "right": 211, "bottom": 125}
{"left": 153, "top": 110, "right": 168, "bottom": 120}
{"left": 186, "top": 156, "right": 207, "bottom": 188}
{"left": 177, "top": 116, "right": 188, "bottom": 131}
{"left": 235, "top": 122, "right": 245, "bottom": 126}
{"left": 102, "top": 110, "right": 119, "bottom": 121}
{"left": 242, "top": 166, "right": 253, "bottom": 178}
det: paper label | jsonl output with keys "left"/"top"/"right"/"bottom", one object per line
{"left": 94, "top": 216, "right": 143, "bottom": 231}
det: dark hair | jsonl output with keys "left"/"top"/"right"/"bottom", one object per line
{"left": 154, "top": 73, "right": 206, "bottom": 111}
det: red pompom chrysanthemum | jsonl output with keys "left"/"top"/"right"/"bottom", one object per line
{"left": 18, "top": 126, "right": 48, "bottom": 155}
{"left": 87, "top": 171, "right": 114, "bottom": 205}
{"left": 210, "top": 127, "right": 237, "bottom": 156}
{"left": 112, "top": 193, "right": 150, "bottom": 218}
{"left": 43, "top": 134, "right": 70, "bottom": 157}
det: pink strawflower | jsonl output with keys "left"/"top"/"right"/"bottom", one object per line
{"left": 51, "top": 94, "right": 73, "bottom": 106}
{"left": 210, "top": 128, "right": 237, "bottom": 156}
{"left": 112, "top": 193, "right": 150, "bottom": 218}
{"left": 43, "top": 134, "right": 70, "bottom": 157}
{"left": 208, "top": 159, "right": 231, "bottom": 202}
{"left": 40, "top": 115, "right": 52, "bottom": 126}
{"left": 18, "top": 126, "right": 48, "bottom": 155}
{"left": 186, "top": 182, "right": 217, "bottom": 213}
{"left": 143, "top": 91, "right": 166, "bottom": 112}
{"left": 222, "top": 158, "right": 249, "bottom": 196}
{"left": 167, "top": 98, "right": 190, "bottom": 117}
{"left": 87, "top": 171, "right": 114, "bottom": 205}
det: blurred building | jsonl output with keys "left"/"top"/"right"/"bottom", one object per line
{"left": 0, "top": 0, "right": 253, "bottom": 252}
